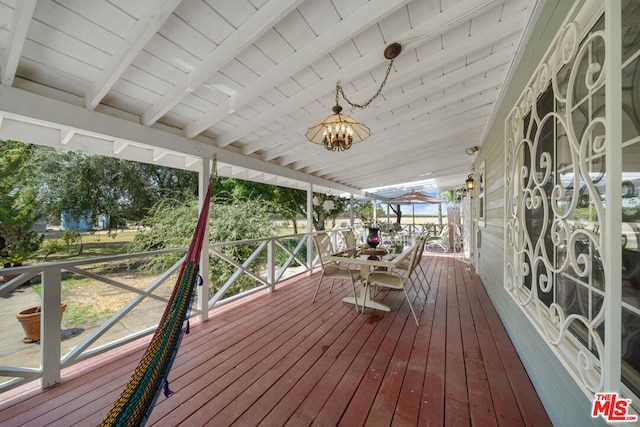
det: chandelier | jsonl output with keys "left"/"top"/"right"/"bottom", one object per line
{"left": 305, "top": 42, "right": 401, "bottom": 151}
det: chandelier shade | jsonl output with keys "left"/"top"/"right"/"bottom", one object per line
{"left": 305, "top": 105, "right": 371, "bottom": 151}
{"left": 305, "top": 42, "right": 401, "bottom": 152}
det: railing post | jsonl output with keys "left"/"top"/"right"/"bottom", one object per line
{"left": 307, "top": 184, "right": 313, "bottom": 274}
{"left": 41, "top": 267, "right": 62, "bottom": 388}
{"left": 267, "top": 238, "right": 275, "bottom": 291}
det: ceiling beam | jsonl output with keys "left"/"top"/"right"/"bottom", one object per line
{"left": 141, "top": 0, "right": 305, "bottom": 126}
{"left": 270, "top": 57, "right": 509, "bottom": 167}
{"left": 244, "top": 14, "right": 523, "bottom": 157}
{"left": 85, "top": 0, "right": 182, "bottom": 110}
{"left": 229, "top": 0, "right": 502, "bottom": 153}
{"left": 0, "top": 0, "right": 37, "bottom": 86}
{"left": 183, "top": 0, "right": 412, "bottom": 139}
{"left": 0, "top": 85, "right": 364, "bottom": 196}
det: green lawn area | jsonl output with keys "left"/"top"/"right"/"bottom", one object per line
{"left": 32, "top": 229, "right": 139, "bottom": 263}
{"left": 23, "top": 229, "right": 148, "bottom": 328}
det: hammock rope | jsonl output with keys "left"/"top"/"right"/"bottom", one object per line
{"left": 100, "top": 160, "right": 215, "bottom": 427}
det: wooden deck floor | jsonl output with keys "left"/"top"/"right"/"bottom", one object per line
{"left": 0, "top": 253, "right": 551, "bottom": 426}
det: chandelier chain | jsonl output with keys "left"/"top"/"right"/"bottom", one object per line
{"left": 335, "top": 59, "right": 395, "bottom": 109}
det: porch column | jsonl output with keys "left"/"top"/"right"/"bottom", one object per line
{"left": 198, "top": 157, "right": 211, "bottom": 322}
{"left": 373, "top": 199, "right": 377, "bottom": 222}
{"left": 307, "top": 184, "right": 313, "bottom": 274}
{"left": 349, "top": 194, "right": 355, "bottom": 228}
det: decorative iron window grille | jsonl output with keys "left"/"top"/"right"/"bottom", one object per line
{"left": 505, "top": 1, "right": 640, "bottom": 403}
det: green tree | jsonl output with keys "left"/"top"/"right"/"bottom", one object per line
{"left": 0, "top": 140, "right": 43, "bottom": 267}
{"left": 33, "top": 147, "right": 197, "bottom": 229}
{"left": 211, "top": 178, "right": 347, "bottom": 233}
{"left": 129, "top": 195, "right": 276, "bottom": 296}
{"left": 283, "top": 189, "right": 346, "bottom": 231}
{"left": 354, "top": 200, "right": 384, "bottom": 226}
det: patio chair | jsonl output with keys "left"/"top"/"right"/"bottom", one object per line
{"left": 311, "top": 234, "right": 361, "bottom": 312}
{"left": 394, "top": 234, "right": 430, "bottom": 298}
{"left": 425, "top": 224, "right": 461, "bottom": 252}
{"left": 363, "top": 241, "right": 424, "bottom": 326}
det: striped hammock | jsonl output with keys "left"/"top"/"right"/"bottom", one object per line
{"left": 99, "top": 181, "right": 212, "bottom": 427}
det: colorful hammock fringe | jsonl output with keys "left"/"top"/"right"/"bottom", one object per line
{"left": 99, "top": 181, "right": 212, "bottom": 427}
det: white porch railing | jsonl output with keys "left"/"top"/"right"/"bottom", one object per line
{"left": 0, "top": 230, "right": 346, "bottom": 394}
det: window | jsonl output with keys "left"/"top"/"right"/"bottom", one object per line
{"left": 505, "top": 2, "right": 640, "bottom": 402}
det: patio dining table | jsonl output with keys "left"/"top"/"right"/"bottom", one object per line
{"left": 325, "top": 244, "right": 415, "bottom": 312}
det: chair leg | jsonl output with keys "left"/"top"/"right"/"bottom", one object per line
{"left": 350, "top": 280, "right": 360, "bottom": 313}
{"left": 361, "top": 281, "right": 369, "bottom": 314}
{"left": 403, "top": 288, "right": 420, "bottom": 326}
{"left": 312, "top": 273, "right": 325, "bottom": 303}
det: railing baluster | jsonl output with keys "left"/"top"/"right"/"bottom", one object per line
{"left": 267, "top": 239, "right": 275, "bottom": 292}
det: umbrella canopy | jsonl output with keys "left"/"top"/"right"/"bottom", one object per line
{"left": 386, "top": 191, "right": 445, "bottom": 229}
{"left": 387, "top": 191, "right": 444, "bottom": 204}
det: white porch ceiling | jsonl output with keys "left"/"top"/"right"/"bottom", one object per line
{"left": 0, "top": 0, "right": 540, "bottom": 199}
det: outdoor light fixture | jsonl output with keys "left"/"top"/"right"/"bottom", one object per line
{"left": 465, "top": 145, "right": 480, "bottom": 155}
{"left": 305, "top": 42, "right": 401, "bottom": 151}
{"left": 465, "top": 174, "right": 475, "bottom": 190}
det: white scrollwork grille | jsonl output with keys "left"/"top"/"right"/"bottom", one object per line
{"left": 504, "top": 14, "right": 607, "bottom": 393}
{"left": 505, "top": 1, "right": 640, "bottom": 402}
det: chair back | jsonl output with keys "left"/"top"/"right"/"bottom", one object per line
{"left": 402, "top": 239, "right": 423, "bottom": 281}
{"left": 416, "top": 234, "right": 427, "bottom": 257}
{"left": 341, "top": 229, "right": 356, "bottom": 249}
{"left": 312, "top": 234, "right": 334, "bottom": 269}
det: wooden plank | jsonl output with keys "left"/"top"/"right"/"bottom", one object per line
{"left": 419, "top": 256, "right": 449, "bottom": 426}
{"left": 468, "top": 268, "right": 552, "bottom": 426}
{"left": 392, "top": 255, "right": 439, "bottom": 425}
{"left": 445, "top": 256, "right": 470, "bottom": 425}
{"left": 365, "top": 308, "right": 419, "bottom": 426}
{"left": 149, "top": 283, "right": 354, "bottom": 425}
{"left": 458, "top": 261, "right": 498, "bottom": 427}
{"left": 285, "top": 292, "right": 406, "bottom": 426}
{"left": 232, "top": 303, "right": 369, "bottom": 425}
{"left": 337, "top": 298, "right": 412, "bottom": 426}
{"left": 202, "top": 295, "right": 357, "bottom": 424}
{"left": 463, "top": 264, "right": 525, "bottom": 427}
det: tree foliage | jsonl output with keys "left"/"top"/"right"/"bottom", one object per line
{"left": 0, "top": 141, "right": 43, "bottom": 266}
{"left": 129, "top": 194, "right": 276, "bottom": 296}
{"left": 283, "top": 189, "right": 346, "bottom": 231}
{"left": 33, "top": 147, "right": 198, "bottom": 229}
{"left": 210, "top": 178, "right": 347, "bottom": 231}
{"left": 353, "top": 200, "right": 385, "bottom": 226}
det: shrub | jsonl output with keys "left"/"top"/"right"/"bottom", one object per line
{"left": 41, "top": 239, "right": 67, "bottom": 260}
{"left": 129, "top": 197, "right": 276, "bottom": 297}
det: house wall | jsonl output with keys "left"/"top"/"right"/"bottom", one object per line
{"left": 475, "top": 1, "right": 605, "bottom": 425}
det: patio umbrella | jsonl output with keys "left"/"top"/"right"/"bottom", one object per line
{"left": 386, "top": 191, "right": 445, "bottom": 229}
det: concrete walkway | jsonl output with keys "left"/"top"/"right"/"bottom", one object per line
{"left": 0, "top": 285, "right": 42, "bottom": 368}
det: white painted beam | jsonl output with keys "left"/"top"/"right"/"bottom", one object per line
{"left": 243, "top": 15, "right": 522, "bottom": 156}
{"left": 85, "top": 0, "right": 182, "bottom": 110}
{"left": 0, "top": 85, "right": 364, "bottom": 196}
{"left": 142, "top": 0, "right": 305, "bottom": 126}
{"left": 184, "top": 0, "right": 412, "bottom": 139}
{"left": 0, "top": 0, "right": 37, "bottom": 86}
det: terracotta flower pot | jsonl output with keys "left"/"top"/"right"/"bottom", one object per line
{"left": 16, "top": 303, "right": 67, "bottom": 344}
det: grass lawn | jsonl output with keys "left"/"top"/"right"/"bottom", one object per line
{"left": 25, "top": 229, "right": 155, "bottom": 328}
{"left": 32, "top": 229, "right": 139, "bottom": 263}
